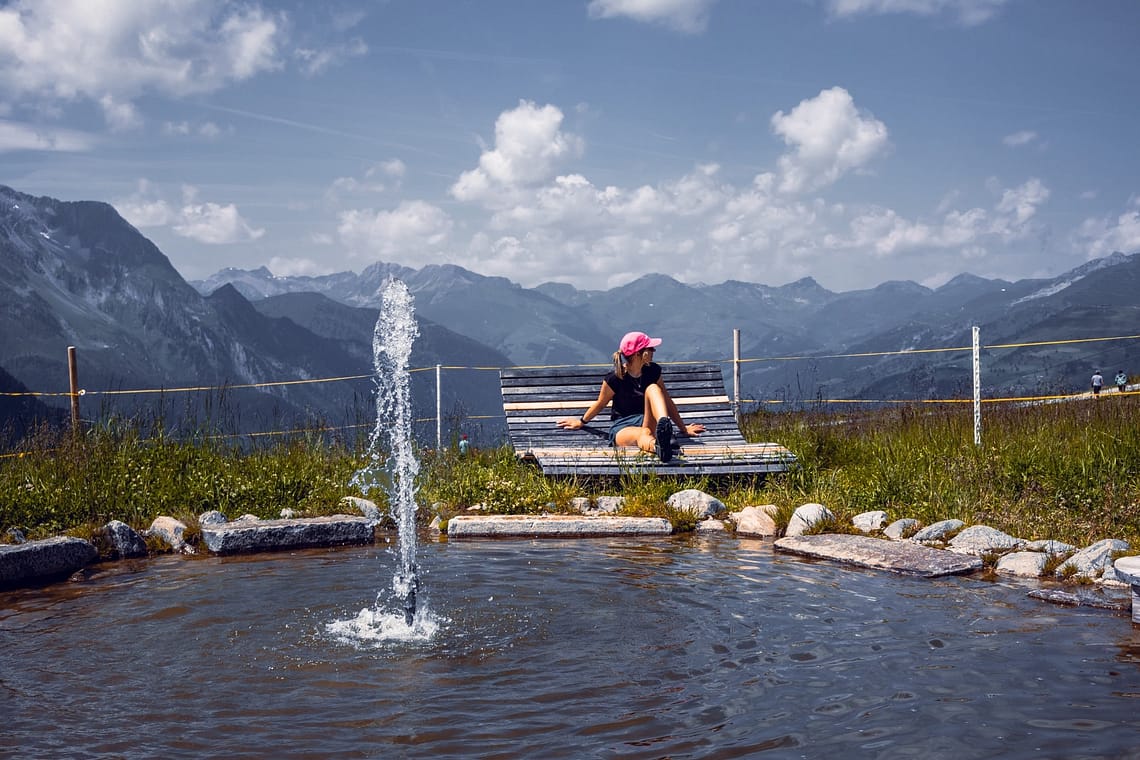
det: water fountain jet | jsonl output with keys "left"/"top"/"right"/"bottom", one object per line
{"left": 348, "top": 278, "right": 424, "bottom": 631}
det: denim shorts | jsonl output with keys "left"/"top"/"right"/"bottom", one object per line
{"left": 608, "top": 414, "right": 644, "bottom": 445}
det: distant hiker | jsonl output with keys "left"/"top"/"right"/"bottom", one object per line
{"left": 555, "top": 331, "right": 704, "bottom": 463}
{"left": 458, "top": 434, "right": 470, "bottom": 456}
{"left": 1116, "top": 370, "right": 1128, "bottom": 393}
{"left": 1091, "top": 370, "right": 1104, "bottom": 396}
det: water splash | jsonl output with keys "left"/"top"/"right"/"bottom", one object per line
{"left": 334, "top": 278, "right": 435, "bottom": 642}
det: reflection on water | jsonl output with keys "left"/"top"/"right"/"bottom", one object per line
{"left": 2, "top": 535, "right": 1140, "bottom": 759}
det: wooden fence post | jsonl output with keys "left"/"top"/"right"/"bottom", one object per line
{"left": 67, "top": 345, "right": 81, "bottom": 436}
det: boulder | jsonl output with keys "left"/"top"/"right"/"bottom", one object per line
{"left": 785, "top": 503, "right": 833, "bottom": 537}
{"left": 730, "top": 505, "right": 778, "bottom": 537}
{"left": 570, "top": 497, "right": 592, "bottom": 514}
{"left": 883, "top": 518, "right": 921, "bottom": 540}
{"left": 667, "top": 489, "right": 726, "bottom": 519}
{"left": 200, "top": 515, "right": 375, "bottom": 555}
{"left": 995, "top": 551, "right": 1048, "bottom": 578}
{"left": 100, "top": 520, "right": 148, "bottom": 559}
{"left": 0, "top": 536, "right": 98, "bottom": 588}
{"left": 594, "top": 496, "right": 625, "bottom": 514}
{"left": 447, "top": 514, "right": 671, "bottom": 538}
{"left": 947, "top": 525, "right": 1025, "bottom": 557}
{"left": 148, "top": 516, "right": 191, "bottom": 554}
{"left": 341, "top": 496, "right": 382, "bottom": 521}
{"left": 852, "top": 511, "right": 888, "bottom": 533}
{"left": 1057, "top": 539, "right": 1130, "bottom": 581}
{"left": 198, "top": 510, "right": 228, "bottom": 526}
{"left": 1024, "top": 539, "right": 1076, "bottom": 555}
{"left": 696, "top": 518, "right": 727, "bottom": 533}
{"left": 911, "top": 519, "right": 964, "bottom": 544}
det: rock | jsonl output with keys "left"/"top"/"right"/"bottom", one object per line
{"left": 198, "top": 510, "right": 228, "bottom": 526}
{"left": 594, "top": 496, "right": 625, "bottom": 514}
{"left": 429, "top": 515, "right": 442, "bottom": 532}
{"left": 666, "top": 489, "right": 726, "bottom": 519}
{"left": 7, "top": 528, "right": 27, "bottom": 544}
{"left": 1113, "top": 556, "right": 1140, "bottom": 624}
{"left": 234, "top": 514, "right": 260, "bottom": 523}
{"left": 995, "top": 551, "right": 1048, "bottom": 578}
{"left": 1024, "top": 539, "right": 1075, "bottom": 555}
{"left": 911, "top": 519, "right": 964, "bottom": 544}
{"left": 1028, "top": 588, "right": 1130, "bottom": 611}
{"left": 200, "top": 515, "right": 375, "bottom": 555}
{"left": 730, "top": 505, "right": 778, "bottom": 537}
{"left": 280, "top": 508, "right": 297, "bottom": 519}
{"left": 696, "top": 518, "right": 727, "bottom": 533}
{"left": 570, "top": 497, "right": 592, "bottom": 513}
{"left": 947, "top": 525, "right": 1025, "bottom": 557}
{"left": 852, "top": 511, "right": 888, "bottom": 533}
{"left": 447, "top": 514, "right": 671, "bottom": 538}
{"left": 1057, "top": 538, "right": 1131, "bottom": 580}
{"left": 100, "top": 520, "right": 147, "bottom": 559}
{"left": 883, "top": 518, "right": 921, "bottom": 540}
{"left": 341, "top": 496, "right": 382, "bottom": 520}
{"left": 786, "top": 503, "right": 833, "bottom": 537}
{"left": 148, "top": 516, "right": 190, "bottom": 553}
{"left": 774, "top": 534, "right": 982, "bottom": 578}
{"left": 0, "top": 536, "right": 98, "bottom": 589}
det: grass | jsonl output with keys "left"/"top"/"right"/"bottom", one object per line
{"left": 2, "top": 393, "right": 1140, "bottom": 548}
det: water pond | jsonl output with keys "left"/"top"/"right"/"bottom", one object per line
{"left": 3, "top": 534, "right": 1140, "bottom": 759}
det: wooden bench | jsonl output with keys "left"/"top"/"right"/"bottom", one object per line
{"left": 500, "top": 363, "right": 797, "bottom": 476}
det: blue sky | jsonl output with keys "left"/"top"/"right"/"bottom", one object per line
{"left": 2, "top": 0, "right": 1138, "bottom": 292}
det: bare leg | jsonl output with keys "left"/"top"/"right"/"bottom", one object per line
{"left": 613, "top": 385, "right": 673, "bottom": 454}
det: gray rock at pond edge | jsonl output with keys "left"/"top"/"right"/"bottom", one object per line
{"left": 340, "top": 496, "right": 382, "bottom": 521}
{"left": 100, "top": 520, "right": 147, "bottom": 559}
{"left": 947, "top": 525, "right": 1025, "bottom": 557}
{"left": 667, "top": 489, "right": 726, "bottom": 519}
{"left": 696, "top": 518, "right": 727, "bottom": 533}
{"left": 883, "top": 518, "right": 921, "bottom": 540}
{"left": 7, "top": 528, "right": 27, "bottom": 544}
{"left": 730, "top": 505, "right": 778, "bottom": 537}
{"left": 1113, "top": 556, "right": 1140, "bottom": 624}
{"left": 447, "top": 514, "right": 671, "bottom": 538}
{"left": 594, "top": 496, "right": 625, "bottom": 514}
{"left": 200, "top": 515, "right": 375, "bottom": 555}
{"left": 148, "top": 516, "right": 193, "bottom": 554}
{"left": 786, "top": 503, "right": 834, "bottom": 537}
{"left": 775, "top": 534, "right": 983, "bottom": 578}
{"left": 1024, "top": 539, "right": 1076, "bottom": 555}
{"left": 570, "top": 497, "right": 592, "bottom": 513}
{"left": 198, "top": 511, "right": 228, "bottom": 526}
{"left": 0, "top": 536, "right": 98, "bottom": 588}
{"left": 1057, "top": 538, "right": 1131, "bottom": 581}
{"left": 852, "top": 511, "right": 888, "bottom": 533}
{"left": 911, "top": 519, "right": 965, "bottom": 544}
{"left": 995, "top": 551, "right": 1049, "bottom": 578}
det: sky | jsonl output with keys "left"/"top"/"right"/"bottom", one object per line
{"left": 2, "top": 0, "right": 1139, "bottom": 293}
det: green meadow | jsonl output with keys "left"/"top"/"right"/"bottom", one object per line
{"left": 2, "top": 395, "right": 1139, "bottom": 549}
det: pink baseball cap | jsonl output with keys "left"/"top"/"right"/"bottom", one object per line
{"left": 619, "top": 331, "right": 662, "bottom": 356}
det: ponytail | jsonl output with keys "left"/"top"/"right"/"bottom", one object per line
{"left": 612, "top": 351, "right": 626, "bottom": 379}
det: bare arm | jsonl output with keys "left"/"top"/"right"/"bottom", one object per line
{"left": 556, "top": 382, "right": 614, "bottom": 429}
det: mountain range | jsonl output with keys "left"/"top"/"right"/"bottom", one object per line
{"left": 2, "top": 182, "right": 1138, "bottom": 446}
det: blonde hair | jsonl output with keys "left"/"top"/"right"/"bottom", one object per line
{"left": 612, "top": 351, "right": 626, "bottom": 379}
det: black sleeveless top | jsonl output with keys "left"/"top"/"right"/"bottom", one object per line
{"left": 604, "top": 362, "right": 662, "bottom": 420}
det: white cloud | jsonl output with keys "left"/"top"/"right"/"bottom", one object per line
{"left": 268, "top": 256, "right": 327, "bottom": 276}
{"left": 114, "top": 181, "right": 263, "bottom": 244}
{"left": 826, "top": 0, "right": 1011, "bottom": 26}
{"left": 294, "top": 37, "right": 367, "bottom": 76}
{"left": 1074, "top": 200, "right": 1140, "bottom": 259}
{"left": 450, "top": 100, "right": 584, "bottom": 204}
{"left": 994, "top": 177, "right": 1049, "bottom": 230}
{"left": 1002, "top": 130, "right": 1037, "bottom": 147}
{"left": 99, "top": 95, "right": 142, "bottom": 131}
{"left": 0, "top": 119, "right": 94, "bottom": 152}
{"left": 0, "top": 0, "right": 286, "bottom": 126}
{"left": 586, "top": 0, "right": 717, "bottom": 33}
{"left": 163, "top": 120, "right": 229, "bottom": 138}
{"left": 337, "top": 200, "right": 453, "bottom": 258}
{"left": 770, "top": 87, "right": 890, "bottom": 194}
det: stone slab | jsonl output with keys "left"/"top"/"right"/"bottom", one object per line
{"left": 447, "top": 514, "right": 673, "bottom": 538}
{"left": 200, "top": 515, "right": 375, "bottom": 555}
{"left": 0, "top": 536, "right": 98, "bottom": 588}
{"left": 774, "top": 533, "right": 983, "bottom": 578}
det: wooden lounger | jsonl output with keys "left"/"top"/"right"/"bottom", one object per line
{"left": 500, "top": 363, "right": 797, "bottom": 476}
